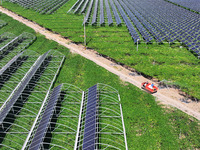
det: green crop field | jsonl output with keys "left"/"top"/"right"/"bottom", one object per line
{"left": 0, "top": 2, "right": 200, "bottom": 150}
{"left": 1, "top": 0, "right": 200, "bottom": 100}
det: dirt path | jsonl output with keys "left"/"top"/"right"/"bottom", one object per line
{"left": 1, "top": 6, "right": 200, "bottom": 120}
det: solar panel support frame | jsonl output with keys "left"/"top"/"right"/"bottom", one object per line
{"left": 118, "top": 94, "right": 128, "bottom": 150}
{"left": 74, "top": 91, "right": 85, "bottom": 150}
{"left": 0, "top": 54, "right": 42, "bottom": 113}
{"left": 22, "top": 54, "right": 65, "bottom": 150}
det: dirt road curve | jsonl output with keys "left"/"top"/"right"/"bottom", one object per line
{"left": 1, "top": 6, "right": 199, "bottom": 120}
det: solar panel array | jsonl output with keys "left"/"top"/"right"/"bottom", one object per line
{"left": 83, "top": 84, "right": 98, "bottom": 149}
{"left": 0, "top": 52, "right": 24, "bottom": 82}
{"left": 29, "top": 84, "right": 62, "bottom": 150}
{"left": 0, "top": 37, "right": 65, "bottom": 149}
{"left": 5, "top": 0, "right": 68, "bottom": 14}
{"left": 166, "top": 0, "right": 200, "bottom": 13}
{"left": 0, "top": 51, "right": 49, "bottom": 124}
{"left": 0, "top": 50, "right": 39, "bottom": 108}
{"left": 69, "top": 0, "right": 200, "bottom": 55}
{"left": 23, "top": 84, "right": 128, "bottom": 149}
{"left": 24, "top": 84, "right": 83, "bottom": 150}
{"left": 75, "top": 83, "right": 128, "bottom": 149}
{"left": 109, "top": 0, "right": 121, "bottom": 26}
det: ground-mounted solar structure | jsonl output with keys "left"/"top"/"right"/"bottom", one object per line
{"left": 0, "top": 20, "right": 7, "bottom": 28}
{"left": 166, "top": 0, "right": 200, "bottom": 13}
{"left": 69, "top": 0, "right": 200, "bottom": 56}
{"left": 76, "top": 83, "right": 128, "bottom": 149}
{"left": 0, "top": 50, "right": 65, "bottom": 149}
{"left": 0, "top": 32, "right": 36, "bottom": 61}
{"left": 21, "top": 83, "right": 128, "bottom": 149}
{"left": 0, "top": 50, "right": 39, "bottom": 102}
{"left": 23, "top": 84, "right": 83, "bottom": 150}
{"left": 4, "top": 0, "right": 68, "bottom": 14}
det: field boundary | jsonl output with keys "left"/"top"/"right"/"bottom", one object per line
{"left": 1, "top": 6, "right": 199, "bottom": 120}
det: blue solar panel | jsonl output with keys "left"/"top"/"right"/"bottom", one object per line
{"left": 100, "top": 0, "right": 104, "bottom": 25}
{"left": 0, "top": 51, "right": 49, "bottom": 124}
{"left": 83, "top": 0, "right": 94, "bottom": 24}
{"left": 74, "top": 0, "right": 84, "bottom": 14}
{"left": 83, "top": 84, "right": 98, "bottom": 150}
{"left": 29, "top": 84, "right": 62, "bottom": 150}
{"left": 105, "top": 0, "right": 113, "bottom": 25}
{"left": 81, "top": 0, "right": 90, "bottom": 13}
{"left": 109, "top": 0, "right": 121, "bottom": 26}
{"left": 91, "top": 0, "right": 99, "bottom": 25}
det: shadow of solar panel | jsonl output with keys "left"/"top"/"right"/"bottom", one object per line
{"left": 83, "top": 84, "right": 98, "bottom": 150}
{"left": 0, "top": 51, "right": 49, "bottom": 124}
{"left": 29, "top": 84, "right": 62, "bottom": 150}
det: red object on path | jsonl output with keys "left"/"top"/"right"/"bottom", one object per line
{"left": 141, "top": 82, "right": 158, "bottom": 94}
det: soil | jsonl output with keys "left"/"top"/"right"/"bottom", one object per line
{"left": 1, "top": 6, "right": 199, "bottom": 120}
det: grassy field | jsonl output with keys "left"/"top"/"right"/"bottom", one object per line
{"left": 0, "top": 8, "right": 200, "bottom": 150}
{"left": 1, "top": 1, "right": 200, "bottom": 100}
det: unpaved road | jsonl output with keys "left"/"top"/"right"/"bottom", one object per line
{"left": 1, "top": 6, "right": 200, "bottom": 120}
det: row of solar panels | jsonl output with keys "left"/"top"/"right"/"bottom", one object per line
{"left": 5, "top": 0, "right": 68, "bottom": 14}
{"left": 69, "top": 0, "right": 200, "bottom": 56}
{"left": 25, "top": 83, "right": 128, "bottom": 150}
{"left": 0, "top": 50, "right": 65, "bottom": 149}
{"left": 128, "top": 0, "right": 200, "bottom": 55}
{"left": 0, "top": 31, "right": 127, "bottom": 149}
{"left": 0, "top": 51, "right": 50, "bottom": 124}
{"left": 0, "top": 30, "right": 67, "bottom": 149}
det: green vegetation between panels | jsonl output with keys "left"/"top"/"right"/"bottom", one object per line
{"left": 1, "top": 0, "right": 200, "bottom": 100}
{"left": 0, "top": 9, "right": 200, "bottom": 150}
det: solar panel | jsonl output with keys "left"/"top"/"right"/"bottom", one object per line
{"left": 100, "top": 0, "right": 104, "bottom": 25}
{"left": 83, "top": 0, "right": 94, "bottom": 24}
{"left": 74, "top": 0, "right": 84, "bottom": 13}
{"left": 83, "top": 84, "right": 98, "bottom": 150}
{"left": 109, "top": 0, "right": 121, "bottom": 26}
{"left": 0, "top": 51, "right": 49, "bottom": 124}
{"left": 91, "top": 0, "right": 99, "bottom": 25}
{"left": 105, "top": 0, "right": 113, "bottom": 25}
{"left": 29, "top": 84, "right": 62, "bottom": 150}
{"left": 80, "top": 0, "right": 90, "bottom": 13}
{"left": 0, "top": 51, "right": 24, "bottom": 76}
